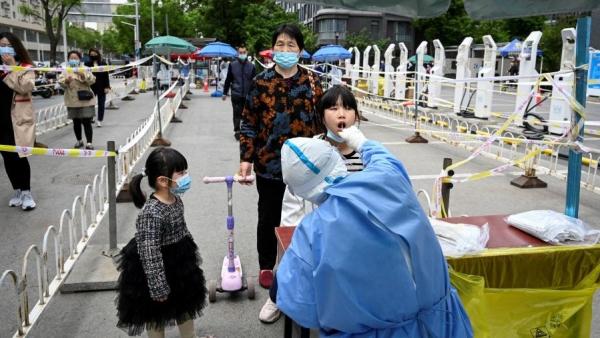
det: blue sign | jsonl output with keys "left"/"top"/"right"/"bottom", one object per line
{"left": 588, "top": 51, "right": 600, "bottom": 95}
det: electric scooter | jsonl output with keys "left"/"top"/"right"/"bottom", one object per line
{"left": 203, "top": 175, "right": 255, "bottom": 302}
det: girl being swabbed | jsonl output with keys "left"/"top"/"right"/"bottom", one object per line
{"left": 260, "top": 85, "right": 364, "bottom": 323}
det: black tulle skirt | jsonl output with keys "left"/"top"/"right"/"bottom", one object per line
{"left": 115, "top": 236, "right": 207, "bottom": 336}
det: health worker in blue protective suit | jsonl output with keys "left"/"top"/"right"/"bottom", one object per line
{"left": 276, "top": 126, "right": 473, "bottom": 338}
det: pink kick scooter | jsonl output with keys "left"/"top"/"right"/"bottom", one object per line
{"left": 203, "top": 175, "right": 255, "bottom": 302}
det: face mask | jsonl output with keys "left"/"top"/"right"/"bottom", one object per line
{"left": 0, "top": 46, "right": 15, "bottom": 57}
{"left": 238, "top": 54, "right": 247, "bottom": 61}
{"left": 68, "top": 60, "right": 80, "bottom": 67}
{"left": 170, "top": 173, "right": 191, "bottom": 195}
{"left": 273, "top": 51, "right": 299, "bottom": 69}
{"left": 90, "top": 55, "right": 99, "bottom": 61}
{"left": 326, "top": 129, "right": 345, "bottom": 143}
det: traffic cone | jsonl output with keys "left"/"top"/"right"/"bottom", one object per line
{"left": 203, "top": 79, "right": 209, "bottom": 92}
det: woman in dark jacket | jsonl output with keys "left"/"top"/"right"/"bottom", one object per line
{"left": 85, "top": 48, "right": 111, "bottom": 127}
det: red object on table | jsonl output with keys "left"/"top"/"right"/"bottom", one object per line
{"left": 165, "top": 91, "right": 176, "bottom": 98}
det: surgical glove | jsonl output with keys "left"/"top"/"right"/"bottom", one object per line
{"left": 339, "top": 126, "right": 367, "bottom": 151}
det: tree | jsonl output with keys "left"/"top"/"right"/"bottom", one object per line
{"left": 19, "top": 0, "right": 82, "bottom": 64}
{"left": 242, "top": 0, "right": 314, "bottom": 53}
{"left": 541, "top": 15, "right": 578, "bottom": 72}
{"left": 345, "top": 28, "right": 389, "bottom": 52}
{"left": 67, "top": 25, "right": 102, "bottom": 51}
{"left": 108, "top": 0, "right": 200, "bottom": 56}
{"left": 413, "top": 0, "right": 545, "bottom": 49}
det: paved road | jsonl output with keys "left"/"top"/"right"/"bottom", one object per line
{"left": 1, "top": 90, "right": 599, "bottom": 337}
{"left": 0, "top": 89, "right": 162, "bottom": 337}
{"left": 437, "top": 84, "right": 600, "bottom": 126}
{"left": 32, "top": 94, "right": 63, "bottom": 110}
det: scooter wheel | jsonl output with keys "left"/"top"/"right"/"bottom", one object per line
{"left": 247, "top": 278, "right": 255, "bottom": 300}
{"left": 208, "top": 279, "right": 217, "bottom": 303}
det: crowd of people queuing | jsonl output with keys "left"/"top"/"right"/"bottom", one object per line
{"left": 2, "top": 23, "right": 473, "bottom": 338}
{"left": 1, "top": 32, "right": 115, "bottom": 210}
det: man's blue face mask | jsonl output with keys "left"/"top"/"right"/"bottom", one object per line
{"left": 238, "top": 54, "right": 247, "bottom": 61}
{"left": 273, "top": 51, "right": 299, "bottom": 69}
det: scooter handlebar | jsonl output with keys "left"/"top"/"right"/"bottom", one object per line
{"left": 202, "top": 175, "right": 255, "bottom": 184}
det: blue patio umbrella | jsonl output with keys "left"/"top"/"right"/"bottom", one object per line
{"left": 196, "top": 41, "right": 238, "bottom": 58}
{"left": 312, "top": 45, "right": 352, "bottom": 62}
{"left": 301, "top": 50, "right": 311, "bottom": 59}
{"left": 196, "top": 42, "right": 237, "bottom": 97}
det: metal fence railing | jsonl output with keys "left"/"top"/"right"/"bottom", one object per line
{"left": 1, "top": 76, "right": 191, "bottom": 338}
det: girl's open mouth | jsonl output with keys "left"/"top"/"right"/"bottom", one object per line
{"left": 338, "top": 122, "right": 346, "bottom": 130}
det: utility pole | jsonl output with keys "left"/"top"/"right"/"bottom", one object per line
{"left": 151, "top": 0, "right": 155, "bottom": 38}
{"left": 62, "top": 19, "right": 67, "bottom": 63}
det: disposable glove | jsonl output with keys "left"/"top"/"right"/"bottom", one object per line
{"left": 339, "top": 126, "right": 367, "bottom": 152}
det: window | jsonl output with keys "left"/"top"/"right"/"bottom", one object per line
{"left": 370, "top": 20, "right": 380, "bottom": 39}
{"left": 318, "top": 19, "right": 347, "bottom": 41}
{"left": 393, "top": 22, "right": 411, "bottom": 43}
{"left": 1, "top": 0, "right": 10, "bottom": 18}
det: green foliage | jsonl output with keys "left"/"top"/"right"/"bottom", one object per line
{"left": 414, "top": 0, "right": 545, "bottom": 45}
{"left": 66, "top": 25, "right": 101, "bottom": 51}
{"left": 18, "top": 0, "right": 83, "bottom": 63}
{"left": 540, "top": 15, "right": 578, "bottom": 71}
{"left": 104, "top": 0, "right": 314, "bottom": 56}
{"left": 345, "top": 28, "right": 389, "bottom": 52}
{"left": 242, "top": 0, "right": 313, "bottom": 53}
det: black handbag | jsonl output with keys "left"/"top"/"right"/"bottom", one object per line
{"left": 77, "top": 90, "right": 94, "bottom": 101}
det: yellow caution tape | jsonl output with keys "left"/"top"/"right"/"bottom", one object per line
{"left": 0, "top": 145, "right": 116, "bottom": 157}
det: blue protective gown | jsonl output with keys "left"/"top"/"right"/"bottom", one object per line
{"left": 276, "top": 140, "right": 473, "bottom": 338}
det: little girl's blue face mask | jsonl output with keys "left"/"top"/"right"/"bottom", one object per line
{"left": 68, "top": 59, "right": 80, "bottom": 67}
{"left": 169, "top": 173, "right": 191, "bottom": 195}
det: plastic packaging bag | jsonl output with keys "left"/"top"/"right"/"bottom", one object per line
{"left": 506, "top": 210, "right": 600, "bottom": 245}
{"left": 429, "top": 218, "right": 489, "bottom": 257}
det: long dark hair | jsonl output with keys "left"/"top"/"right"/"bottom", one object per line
{"left": 316, "top": 85, "right": 360, "bottom": 132}
{"left": 88, "top": 47, "right": 102, "bottom": 62}
{"left": 0, "top": 31, "right": 33, "bottom": 65}
{"left": 129, "top": 147, "right": 188, "bottom": 208}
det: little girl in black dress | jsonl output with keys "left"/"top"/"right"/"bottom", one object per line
{"left": 116, "top": 147, "right": 206, "bottom": 337}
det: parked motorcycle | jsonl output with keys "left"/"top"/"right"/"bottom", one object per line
{"left": 32, "top": 76, "right": 53, "bottom": 99}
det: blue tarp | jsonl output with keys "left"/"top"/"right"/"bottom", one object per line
{"left": 499, "top": 39, "right": 543, "bottom": 57}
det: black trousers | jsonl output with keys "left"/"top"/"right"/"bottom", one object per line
{"left": 231, "top": 96, "right": 245, "bottom": 136}
{"left": 0, "top": 119, "right": 31, "bottom": 190}
{"left": 96, "top": 92, "right": 106, "bottom": 121}
{"left": 256, "top": 175, "right": 286, "bottom": 270}
{"left": 73, "top": 118, "right": 93, "bottom": 143}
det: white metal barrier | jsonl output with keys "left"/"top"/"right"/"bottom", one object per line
{"left": 1, "top": 76, "right": 192, "bottom": 338}
{"left": 357, "top": 95, "right": 600, "bottom": 196}
{"left": 34, "top": 66, "right": 153, "bottom": 136}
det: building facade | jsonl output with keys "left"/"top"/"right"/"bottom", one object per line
{"left": 1, "top": 0, "right": 115, "bottom": 63}
{"left": 0, "top": 0, "right": 61, "bottom": 62}
{"left": 276, "top": 2, "right": 415, "bottom": 52}
{"left": 313, "top": 8, "right": 414, "bottom": 50}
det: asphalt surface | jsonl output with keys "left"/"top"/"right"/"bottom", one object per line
{"left": 1, "top": 88, "right": 599, "bottom": 337}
